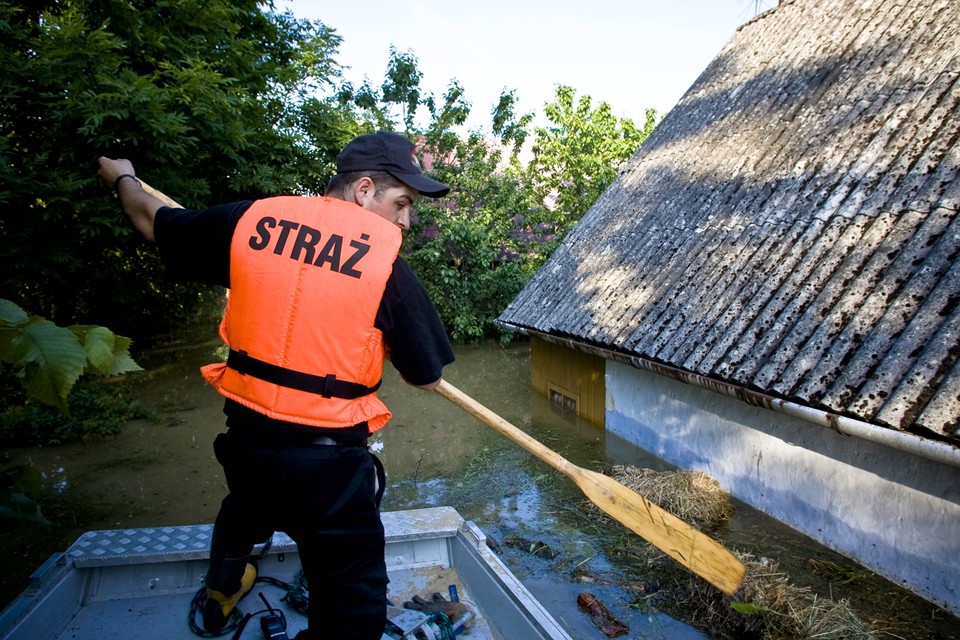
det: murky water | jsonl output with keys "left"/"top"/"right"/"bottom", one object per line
{"left": 376, "top": 344, "right": 707, "bottom": 639}
{"left": 4, "top": 340, "right": 957, "bottom": 639}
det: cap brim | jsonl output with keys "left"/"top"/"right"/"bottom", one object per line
{"left": 391, "top": 171, "right": 450, "bottom": 198}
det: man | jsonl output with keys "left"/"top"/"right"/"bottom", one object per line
{"left": 97, "top": 131, "right": 455, "bottom": 640}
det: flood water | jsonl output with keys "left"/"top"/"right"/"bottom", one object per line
{"left": 4, "top": 339, "right": 957, "bottom": 639}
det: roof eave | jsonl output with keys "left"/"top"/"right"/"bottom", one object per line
{"left": 505, "top": 325, "right": 960, "bottom": 469}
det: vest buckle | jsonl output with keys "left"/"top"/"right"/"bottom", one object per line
{"left": 320, "top": 373, "right": 337, "bottom": 398}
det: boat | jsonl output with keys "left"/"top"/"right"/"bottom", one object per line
{"left": 0, "top": 506, "right": 572, "bottom": 639}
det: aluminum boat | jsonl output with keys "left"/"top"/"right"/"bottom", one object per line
{"left": 0, "top": 506, "right": 571, "bottom": 639}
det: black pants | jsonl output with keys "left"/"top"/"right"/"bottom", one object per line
{"left": 209, "top": 428, "right": 387, "bottom": 640}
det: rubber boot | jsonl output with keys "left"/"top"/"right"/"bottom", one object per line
{"left": 202, "top": 554, "right": 258, "bottom": 632}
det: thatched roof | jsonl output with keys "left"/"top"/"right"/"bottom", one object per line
{"left": 498, "top": 0, "right": 960, "bottom": 443}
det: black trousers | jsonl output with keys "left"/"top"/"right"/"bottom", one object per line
{"left": 208, "top": 427, "right": 387, "bottom": 640}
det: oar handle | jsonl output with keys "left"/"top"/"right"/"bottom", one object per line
{"left": 435, "top": 380, "right": 575, "bottom": 476}
{"left": 138, "top": 178, "right": 183, "bottom": 209}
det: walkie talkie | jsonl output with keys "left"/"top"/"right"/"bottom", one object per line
{"left": 257, "top": 593, "right": 288, "bottom": 640}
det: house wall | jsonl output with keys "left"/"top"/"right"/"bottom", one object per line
{"left": 604, "top": 360, "right": 960, "bottom": 616}
{"left": 530, "top": 337, "right": 605, "bottom": 426}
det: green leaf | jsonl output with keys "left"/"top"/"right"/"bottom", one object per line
{"left": 108, "top": 349, "right": 143, "bottom": 376}
{"left": 72, "top": 325, "right": 115, "bottom": 374}
{"left": 71, "top": 325, "right": 144, "bottom": 376}
{"left": 13, "top": 318, "right": 87, "bottom": 412}
{"left": 0, "top": 299, "right": 29, "bottom": 326}
{"left": 731, "top": 602, "right": 779, "bottom": 616}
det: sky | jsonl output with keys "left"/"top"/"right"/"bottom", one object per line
{"left": 279, "top": 0, "right": 776, "bottom": 132}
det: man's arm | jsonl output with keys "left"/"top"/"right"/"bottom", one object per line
{"left": 379, "top": 258, "right": 455, "bottom": 391}
{"left": 97, "top": 157, "right": 168, "bottom": 243}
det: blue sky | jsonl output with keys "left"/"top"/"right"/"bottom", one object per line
{"left": 280, "top": 1, "right": 776, "bottom": 131}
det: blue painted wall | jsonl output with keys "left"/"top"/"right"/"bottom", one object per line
{"left": 604, "top": 360, "right": 960, "bottom": 615}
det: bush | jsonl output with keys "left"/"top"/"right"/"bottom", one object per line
{"left": 0, "top": 383, "right": 151, "bottom": 447}
{"left": 406, "top": 133, "right": 551, "bottom": 343}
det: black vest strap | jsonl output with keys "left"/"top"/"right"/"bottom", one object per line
{"left": 226, "top": 349, "right": 381, "bottom": 399}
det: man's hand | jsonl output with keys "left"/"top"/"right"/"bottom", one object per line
{"left": 97, "top": 157, "right": 136, "bottom": 190}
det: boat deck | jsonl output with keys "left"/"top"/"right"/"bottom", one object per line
{"left": 0, "top": 507, "right": 570, "bottom": 640}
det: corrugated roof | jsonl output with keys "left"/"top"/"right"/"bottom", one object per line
{"left": 498, "top": 0, "right": 960, "bottom": 442}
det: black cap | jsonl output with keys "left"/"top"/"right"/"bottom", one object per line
{"left": 335, "top": 131, "right": 450, "bottom": 198}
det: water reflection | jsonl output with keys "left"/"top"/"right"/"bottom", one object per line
{"left": 36, "top": 463, "right": 70, "bottom": 494}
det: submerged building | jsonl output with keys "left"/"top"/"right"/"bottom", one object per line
{"left": 498, "top": 0, "right": 960, "bottom": 615}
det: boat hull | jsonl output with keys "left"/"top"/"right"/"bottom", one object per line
{"left": 0, "top": 507, "right": 571, "bottom": 640}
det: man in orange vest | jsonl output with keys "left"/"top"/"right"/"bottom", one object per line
{"left": 98, "top": 131, "right": 455, "bottom": 640}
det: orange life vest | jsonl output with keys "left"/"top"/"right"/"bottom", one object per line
{"left": 200, "top": 196, "right": 401, "bottom": 432}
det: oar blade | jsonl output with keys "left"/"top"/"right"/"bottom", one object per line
{"left": 574, "top": 466, "right": 745, "bottom": 595}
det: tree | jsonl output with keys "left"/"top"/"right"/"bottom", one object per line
{"left": 0, "top": 0, "right": 353, "bottom": 340}
{"left": 405, "top": 85, "right": 661, "bottom": 341}
{"left": 408, "top": 92, "right": 549, "bottom": 342}
{"left": 380, "top": 45, "right": 424, "bottom": 131}
{"left": 1, "top": 2, "right": 661, "bottom": 347}
{"left": 524, "top": 85, "right": 658, "bottom": 232}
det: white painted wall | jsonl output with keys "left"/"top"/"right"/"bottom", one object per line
{"left": 604, "top": 360, "right": 960, "bottom": 616}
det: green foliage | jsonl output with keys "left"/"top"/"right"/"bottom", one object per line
{"left": 407, "top": 95, "right": 552, "bottom": 342}
{"left": 0, "top": 0, "right": 354, "bottom": 338}
{"left": 524, "top": 85, "right": 658, "bottom": 231}
{"left": 366, "top": 48, "right": 659, "bottom": 341}
{"left": 491, "top": 89, "right": 534, "bottom": 154}
{"left": 406, "top": 209, "right": 532, "bottom": 343}
{"left": 0, "top": 383, "right": 150, "bottom": 447}
{"left": 381, "top": 46, "right": 424, "bottom": 131}
{"left": 0, "top": 0, "right": 660, "bottom": 347}
{"left": 0, "top": 299, "right": 142, "bottom": 413}
{"left": 402, "top": 83, "right": 657, "bottom": 342}
{"left": 0, "top": 297, "right": 147, "bottom": 529}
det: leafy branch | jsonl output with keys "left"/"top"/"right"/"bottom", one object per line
{"left": 0, "top": 299, "right": 142, "bottom": 414}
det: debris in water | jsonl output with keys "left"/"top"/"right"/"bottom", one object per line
{"left": 504, "top": 534, "right": 560, "bottom": 559}
{"left": 571, "top": 564, "right": 615, "bottom": 585}
{"left": 677, "top": 552, "right": 879, "bottom": 639}
{"left": 582, "top": 466, "right": 734, "bottom": 531}
{"left": 576, "top": 592, "right": 629, "bottom": 638}
{"left": 805, "top": 557, "right": 871, "bottom": 584}
{"left": 623, "top": 579, "right": 661, "bottom": 594}
{"left": 574, "top": 571, "right": 613, "bottom": 585}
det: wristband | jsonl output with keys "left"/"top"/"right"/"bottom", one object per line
{"left": 113, "top": 173, "right": 141, "bottom": 197}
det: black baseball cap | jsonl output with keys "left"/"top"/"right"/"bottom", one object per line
{"left": 335, "top": 131, "right": 450, "bottom": 198}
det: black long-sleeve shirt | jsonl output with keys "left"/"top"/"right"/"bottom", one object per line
{"left": 154, "top": 200, "right": 454, "bottom": 440}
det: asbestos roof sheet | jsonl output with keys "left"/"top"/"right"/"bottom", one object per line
{"left": 498, "top": 0, "right": 960, "bottom": 443}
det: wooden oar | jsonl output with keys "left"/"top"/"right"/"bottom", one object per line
{"left": 128, "top": 177, "right": 745, "bottom": 592}
{"left": 434, "top": 379, "right": 746, "bottom": 595}
{"left": 139, "top": 179, "right": 183, "bottom": 209}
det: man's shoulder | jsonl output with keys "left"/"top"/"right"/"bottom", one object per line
{"left": 158, "top": 200, "right": 254, "bottom": 226}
